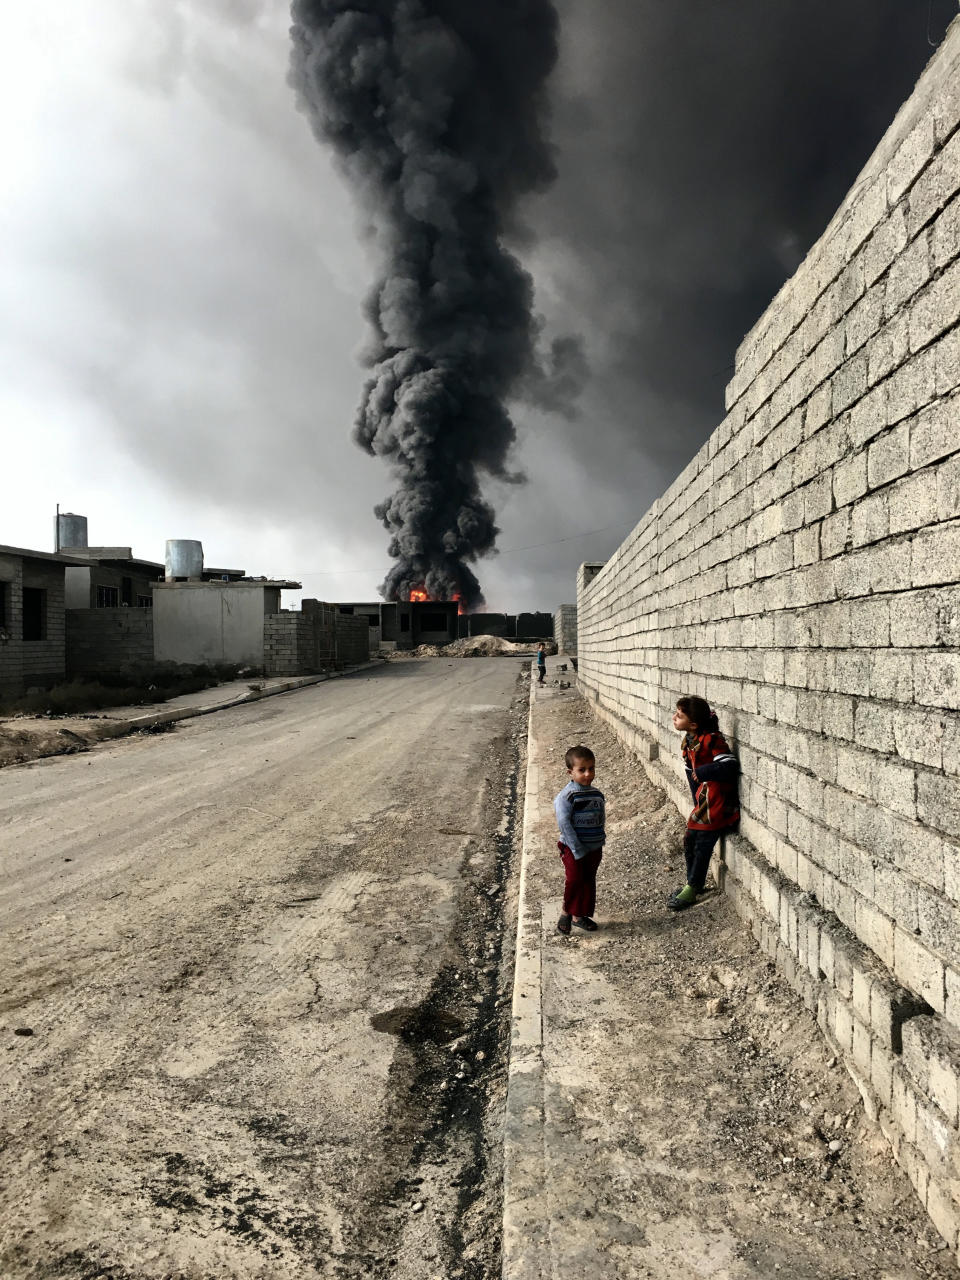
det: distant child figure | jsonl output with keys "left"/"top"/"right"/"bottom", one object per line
{"left": 669, "top": 695, "right": 740, "bottom": 912}
{"left": 554, "top": 745, "right": 606, "bottom": 934}
{"left": 537, "top": 643, "right": 547, "bottom": 684}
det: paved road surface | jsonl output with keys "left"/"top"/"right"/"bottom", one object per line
{"left": 0, "top": 658, "right": 526, "bottom": 1280}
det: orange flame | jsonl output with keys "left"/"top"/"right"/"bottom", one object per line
{"left": 409, "top": 587, "right": 429, "bottom": 602}
{"left": 452, "top": 591, "right": 464, "bottom": 616}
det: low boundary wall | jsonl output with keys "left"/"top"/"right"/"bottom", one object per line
{"left": 553, "top": 604, "right": 578, "bottom": 656}
{"left": 66, "top": 609, "right": 154, "bottom": 677}
{"left": 578, "top": 23, "right": 960, "bottom": 1249}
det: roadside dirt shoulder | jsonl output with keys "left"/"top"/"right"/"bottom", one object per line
{"left": 0, "top": 715, "right": 142, "bottom": 767}
{"left": 524, "top": 685, "right": 953, "bottom": 1278}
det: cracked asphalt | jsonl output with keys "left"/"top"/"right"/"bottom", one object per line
{"left": 0, "top": 658, "right": 527, "bottom": 1279}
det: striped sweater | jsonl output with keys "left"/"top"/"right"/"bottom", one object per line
{"left": 554, "top": 780, "right": 606, "bottom": 859}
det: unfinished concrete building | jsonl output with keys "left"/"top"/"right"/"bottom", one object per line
{"left": 0, "top": 545, "right": 87, "bottom": 698}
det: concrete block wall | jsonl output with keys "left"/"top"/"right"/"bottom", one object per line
{"left": 66, "top": 609, "right": 154, "bottom": 677}
{"left": 264, "top": 612, "right": 317, "bottom": 676}
{"left": 554, "top": 604, "right": 578, "bottom": 655}
{"left": 0, "top": 555, "right": 67, "bottom": 697}
{"left": 577, "top": 22, "right": 960, "bottom": 1249}
{"left": 264, "top": 604, "right": 370, "bottom": 675}
{"left": 334, "top": 613, "right": 371, "bottom": 667}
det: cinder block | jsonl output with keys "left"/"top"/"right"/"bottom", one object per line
{"left": 932, "top": 191, "right": 960, "bottom": 272}
{"left": 885, "top": 229, "right": 932, "bottom": 316}
{"left": 852, "top": 1014, "right": 873, "bottom": 1075}
{"left": 917, "top": 770, "right": 960, "bottom": 838}
{"left": 868, "top": 422, "right": 911, "bottom": 489}
{"left": 870, "top": 655, "right": 916, "bottom": 706}
{"left": 845, "top": 282, "right": 885, "bottom": 355}
{"left": 886, "top": 345, "right": 938, "bottom": 424}
{"left": 832, "top": 992, "right": 855, "bottom": 1054}
{"left": 895, "top": 927, "right": 947, "bottom": 1013}
{"left": 864, "top": 206, "right": 909, "bottom": 287}
{"left": 896, "top": 1136, "right": 930, "bottom": 1208}
{"left": 892, "top": 1064, "right": 919, "bottom": 1145}
{"left": 915, "top": 1087, "right": 954, "bottom": 1176}
{"left": 908, "top": 131, "right": 960, "bottom": 241}
{"left": 852, "top": 965, "right": 873, "bottom": 1025}
{"left": 889, "top": 469, "right": 940, "bottom": 535}
{"left": 939, "top": 454, "right": 960, "bottom": 523}
{"left": 833, "top": 453, "right": 869, "bottom": 508}
{"left": 833, "top": 352, "right": 868, "bottom": 413}
{"left": 903, "top": 1018, "right": 932, "bottom": 1094}
{"left": 912, "top": 523, "right": 960, "bottom": 591}
{"left": 925, "top": 1177, "right": 960, "bottom": 1250}
{"left": 909, "top": 258, "right": 960, "bottom": 354}
{"left": 934, "top": 324, "right": 960, "bottom": 395}
{"left": 873, "top": 862, "right": 920, "bottom": 935}
{"left": 872, "top": 1040, "right": 895, "bottom": 1110}
{"left": 887, "top": 115, "right": 937, "bottom": 205}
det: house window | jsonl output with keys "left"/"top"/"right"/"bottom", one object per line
{"left": 0, "top": 580, "right": 7, "bottom": 627}
{"left": 339, "top": 606, "right": 354, "bottom": 614}
{"left": 399, "top": 613, "right": 410, "bottom": 633}
{"left": 23, "top": 587, "right": 46, "bottom": 641}
{"left": 96, "top": 585, "right": 120, "bottom": 608}
{"left": 121, "top": 576, "right": 133, "bottom": 606}
{"left": 137, "top": 595, "right": 153, "bottom": 608}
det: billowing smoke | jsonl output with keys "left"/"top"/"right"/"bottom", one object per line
{"left": 289, "top": 0, "right": 562, "bottom": 606}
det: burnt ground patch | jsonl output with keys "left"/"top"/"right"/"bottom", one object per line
{"left": 146, "top": 1149, "right": 331, "bottom": 1260}
{"left": 340, "top": 677, "right": 528, "bottom": 1280}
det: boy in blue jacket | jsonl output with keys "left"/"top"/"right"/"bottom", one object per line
{"left": 554, "top": 745, "right": 606, "bottom": 935}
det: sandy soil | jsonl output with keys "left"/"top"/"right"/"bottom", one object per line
{"left": 0, "top": 659, "right": 528, "bottom": 1280}
{"left": 523, "top": 680, "right": 954, "bottom": 1279}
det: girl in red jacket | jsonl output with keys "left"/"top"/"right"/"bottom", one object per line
{"left": 668, "top": 695, "right": 739, "bottom": 912}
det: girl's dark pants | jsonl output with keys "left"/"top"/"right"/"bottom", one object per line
{"left": 559, "top": 844, "right": 603, "bottom": 918}
{"left": 684, "top": 828, "right": 723, "bottom": 892}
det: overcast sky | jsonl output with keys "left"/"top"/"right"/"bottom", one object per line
{"left": 2, "top": 1, "right": 954, "bottom": 611}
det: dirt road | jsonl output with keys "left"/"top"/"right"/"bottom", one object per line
{"left": 0, "top": 658, "right": 528, "bottom": 1280}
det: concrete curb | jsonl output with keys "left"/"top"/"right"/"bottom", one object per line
{"left": 110, "top": 660, "right": 387, "bottom": 738}
{"left": 15, "top": 661, "right": 388, "bottom": 758}
{"left": 501, "top": 676, "right": 551, "bottom": 1279}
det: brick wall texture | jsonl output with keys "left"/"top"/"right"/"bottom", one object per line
{"left": 264, "top": 603, "right": 370, "bottom": 676}
{"left": 577, "top": 24, "right": 960, "bottom": 1250}
{"left": 66, "top": 609, "right": 154, "bottom": 676}
{"left": 554, "top": 605, "right": 578, "bottom": 655}
{"left": 0, "top": 555, "right": 67, "bottom": 696}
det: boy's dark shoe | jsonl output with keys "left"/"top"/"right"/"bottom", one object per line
{"left": 557, "top": 913, "right": 572, "bottom": 935}
{"left": 668, "top": 885, "right": 697, "bottom": 911}
{"left": 573, "top": 916, "right": 598, "bottom": 931}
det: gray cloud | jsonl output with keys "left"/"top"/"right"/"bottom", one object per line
{"left": 2, "top": 1, "right": 954, "bottom": 615}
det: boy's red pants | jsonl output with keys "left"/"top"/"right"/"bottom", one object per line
{"left": 558, "top": 843, "right": 603, "bottom": 918}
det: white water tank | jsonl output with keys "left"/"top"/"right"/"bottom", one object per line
{"left": 56, "top": 512, "right": 88, "bottom": 549}
{"left": 165, "top": 539, "right": 204, "bottom": 581}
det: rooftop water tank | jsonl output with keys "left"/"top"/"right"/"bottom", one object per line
{"left": 56, "top": 512, "right": 88, "bottom": 550}
{"left": 165, "top": 539, "right": 204, "bottom": 581}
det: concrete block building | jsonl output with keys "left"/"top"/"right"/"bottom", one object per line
{"left": 0, "top": 545, "right": 87, "bottom": 698}
{"left": 336, "top": 600, "right": 460, "bottom": 650}
{"left": 153, "top": 579, "right": 300, "bottom": 668}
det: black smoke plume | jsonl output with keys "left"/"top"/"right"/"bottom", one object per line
{"left": 289, "top": 0, "right": 562, "bottom": 606}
